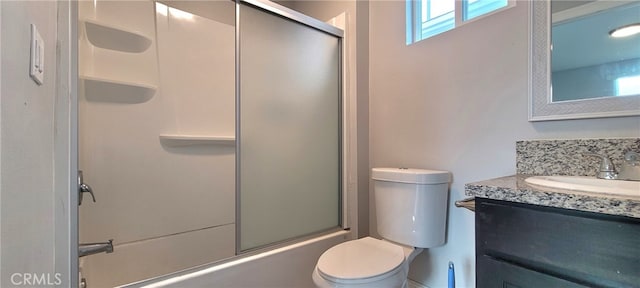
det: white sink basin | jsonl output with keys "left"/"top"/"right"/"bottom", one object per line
{"left": 525, "top": 176, "right": 640, "bottom": 198}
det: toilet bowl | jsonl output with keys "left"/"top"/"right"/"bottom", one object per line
{"left": 312, "top": 168, "right": 450, "bottom": 288}
{"left": 312, "top": 237, "right": 423, "bottom": 288}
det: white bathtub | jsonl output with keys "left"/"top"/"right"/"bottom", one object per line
{"left": 123, "top": 230, "right": 350, "bottom": 288}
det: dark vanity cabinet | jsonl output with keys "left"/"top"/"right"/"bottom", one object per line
{"left": 475, "top": 198, "right": 640, "bottom": 288}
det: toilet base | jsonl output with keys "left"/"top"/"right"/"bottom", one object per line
{"left": 312, "top": 263, "right": 409, "bottom": 288}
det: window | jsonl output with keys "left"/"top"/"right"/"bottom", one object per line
{"left": 615, "top": 75, "right": 640, "bottom": 96}
{"left": 407, "top": 0, "right": 514, "bottom": 44}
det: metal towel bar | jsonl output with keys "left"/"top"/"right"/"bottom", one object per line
{"left": 455, "top": 197, "right": 475, "bottom": 212}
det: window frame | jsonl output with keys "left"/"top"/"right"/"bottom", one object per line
{"left": 407, "top": 0, "right": 516, "bottom": 45}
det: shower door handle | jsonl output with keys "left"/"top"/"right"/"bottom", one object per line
{"left": 78, "top": 170, "right": 96, "bottom": 205}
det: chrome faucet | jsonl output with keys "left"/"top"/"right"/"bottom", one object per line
{"left": 584, "top": 152, "right": 640, "bottom": 181}
{"left": 79, "top": 239, "right": 114, "bottom": 257}
{"left": 583, "top": 153, "right": 617, "bottom": 180}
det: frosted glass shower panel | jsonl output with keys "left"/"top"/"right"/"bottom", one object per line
{"left": 239, "top": 4, "right": 341, "bottom": 251}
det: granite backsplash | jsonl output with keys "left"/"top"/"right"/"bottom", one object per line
{"left": 516, "top": 138, "right": 640, "bottom": 176}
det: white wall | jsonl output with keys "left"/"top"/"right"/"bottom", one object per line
{"left": 0, "top": 0, "right": 62, "bottom": 286}
{"left": 369, "top": 1, "right": 640, "bottom": 288}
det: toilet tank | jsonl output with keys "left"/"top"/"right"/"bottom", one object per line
{"left": 372, "top": 168, "right": 450, "bottom": 248}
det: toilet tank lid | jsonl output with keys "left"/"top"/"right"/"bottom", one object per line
{"left": 372, "top": 168, "right": 450, "bottom": 184}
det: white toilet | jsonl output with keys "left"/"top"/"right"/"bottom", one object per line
{"left": 312, "top": 168, "right": 450, "bottom": 288}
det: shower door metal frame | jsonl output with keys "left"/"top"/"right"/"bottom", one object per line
{"left": 235, "top": 0, "right": 346, "bottom": 254}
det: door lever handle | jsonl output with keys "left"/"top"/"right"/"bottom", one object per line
{"left": 78, "top": 171, "right": 96, "bottom": 205}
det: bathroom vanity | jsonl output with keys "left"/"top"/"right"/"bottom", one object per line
{"left": 474, "top": 196, "right": 639, "bottom": 287}
{"left": 465, "top": 138, "right": 640, "bottom": 287}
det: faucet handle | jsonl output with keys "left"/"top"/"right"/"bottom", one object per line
{"left": 583, "top": 153, "right": 617, "bottom": 179}
{"left": 624, "top": 151, "right": 639, "bottom": 165}
{"left": 619, "top": 151, "right": 640, "bottom": 181}
{"left": 78, "top": 170, "right": 96, "bottom": 205}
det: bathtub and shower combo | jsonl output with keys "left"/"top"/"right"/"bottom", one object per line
{"left": 77, "top": 0, "right": 351, "bottom": 286}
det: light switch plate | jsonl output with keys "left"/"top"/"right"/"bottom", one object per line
{"left": 30, "top": 24, "right": 44, "bottom": 85}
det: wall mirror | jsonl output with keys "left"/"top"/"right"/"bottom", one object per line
{"left": 529, "top": 0, "right": 640, "bottom": 121}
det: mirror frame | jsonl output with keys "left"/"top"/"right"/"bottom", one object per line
{"left": 528, "top": 0, "right": 640, "bottom": 121}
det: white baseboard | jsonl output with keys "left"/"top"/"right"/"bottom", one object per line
{"left": 408, "top": 279, "right": 429, "bottom": 288}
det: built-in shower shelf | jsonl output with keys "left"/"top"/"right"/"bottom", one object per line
{"left": 81, "top": 75, "right": 156, "bottom": 103}
{"left": 159, "top": 135, "right": 236, "bottom": 147}
{"left": 83, "top": 19, "right": 152, "bottom": 53}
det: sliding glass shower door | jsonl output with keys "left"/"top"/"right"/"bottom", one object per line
{"left": 238, "top": 2, "right": 343, "bottom": 252}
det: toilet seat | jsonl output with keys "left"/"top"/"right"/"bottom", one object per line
{"left": 316, "top": 237, "right": 406, "bottom": 285}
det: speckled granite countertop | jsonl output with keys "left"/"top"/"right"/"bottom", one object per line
{"left": 465, "top": 175, "right": 640, "bottom": 218}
